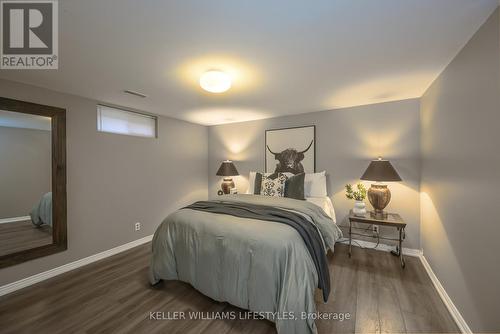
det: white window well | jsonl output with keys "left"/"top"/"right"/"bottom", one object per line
{"left": 97, "top": 105, "right": 157, "bottom": 138}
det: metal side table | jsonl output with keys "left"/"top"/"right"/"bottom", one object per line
{"left": 348, "top": 210, "right": 407, "bottom": 268}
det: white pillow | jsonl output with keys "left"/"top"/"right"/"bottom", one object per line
{"left": 306, "top": 196, "right": 336, "bottom": 223}
{"left": 247, "top": 172, "right": 257, "bottom": 194}
{"left": 304, "top": 171, "right": 327, "bottom": 197}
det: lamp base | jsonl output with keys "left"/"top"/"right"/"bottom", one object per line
{"left": 221, "top": 178, "right": 235, "bottom": 195}
{"left": 370, "top": 211, "right": 388, "bottom": 220}
{"left": 368, "top": 184, "right": 391, "bottom": 214}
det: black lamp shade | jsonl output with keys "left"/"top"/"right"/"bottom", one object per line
{"left": 360, "top": 159, "right": 402, "bottom": 182}
{"left": 216, "top": 160, "right": 239, "bottom": 176}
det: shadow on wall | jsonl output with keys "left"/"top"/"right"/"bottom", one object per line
{"left": 357, "top": 126, "right": 412, "bottom": 158}
{"left": 185, "top": 107, "right": 270, "bottom": 126}
{"left": 212, "top": 121, "right": 264, "bottom": 161}
{"left": 211, "top": 121, "right": 265, "bottom": 193}
{"left": 420, "top": 189, "right": 481, "bottom": 324}
{"left": 323, "top": 70, "right": 435, "bottom": 110}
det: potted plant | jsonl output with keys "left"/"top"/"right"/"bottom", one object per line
{"left": 345, "top": 183, "right": 367, "bottom": 216}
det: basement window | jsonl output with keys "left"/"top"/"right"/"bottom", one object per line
{"left": 97, "top": 105, "right": 157, "bottom": 138}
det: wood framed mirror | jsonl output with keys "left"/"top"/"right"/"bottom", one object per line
{"left": 0, "top": 97, "right": 67, "bottom": 268}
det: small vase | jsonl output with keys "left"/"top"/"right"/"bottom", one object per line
{"left": 353, "top": 200, "right": 367, "bottom": 216}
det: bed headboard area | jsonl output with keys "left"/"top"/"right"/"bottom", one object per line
{"left": 208, "top": 99, "right": 421, "bottom": 250}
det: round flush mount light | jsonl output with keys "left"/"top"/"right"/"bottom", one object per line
{"left": 199, "top": 70, "right": 232, "bottom": 93}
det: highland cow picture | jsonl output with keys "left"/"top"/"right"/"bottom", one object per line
{"left": 265, "top": 125, "right": 315, "bottom": 177}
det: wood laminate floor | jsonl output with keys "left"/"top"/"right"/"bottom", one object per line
{"left": 0, "top": 243, "right": 459, "bottom": 334}
{"left": 0, "top": 220, "right": 52, "bottom": 256}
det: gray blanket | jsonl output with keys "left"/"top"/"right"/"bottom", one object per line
{"left": 184, "top": 200, "right": 331, "bottom": 303}
{"left": 149, "top": 195, "right": 342, "bottom": 334}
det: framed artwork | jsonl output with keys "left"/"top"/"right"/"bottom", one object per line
{"left": 265, "top": 125, "right": 315, "bottom": 176}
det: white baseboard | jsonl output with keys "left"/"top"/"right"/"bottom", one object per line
{"left": 419, "top": 254, "right": 471, "bottom": 333}
{"left": 0, "top": 216, "right": 31, "bottom": 224}
{"left": 339, "top": 237, "right": 423, "bottom": 257}
{"left": 0, "top": 234, "right": 153, "bottom": 297}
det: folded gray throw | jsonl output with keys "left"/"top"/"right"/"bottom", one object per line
{"left": 184, "top": 200, "right": 330, "bottom": 302}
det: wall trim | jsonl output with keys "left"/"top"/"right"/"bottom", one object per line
{"left": 0, "top": 234, "right": 153, "bottom": 297}
{"left": 0, "top": 216, "right": 31, "bottom": 224}
{"left": 419, "top": 254, "right": 472, "bottom": 333}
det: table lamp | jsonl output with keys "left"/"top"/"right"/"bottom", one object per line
{"left": 360, "top": 157, "right": 402, "bottom": 215}
{"left": 216, "top": 160, "right": 239, "bottom": 194}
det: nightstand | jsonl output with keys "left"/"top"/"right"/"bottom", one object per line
{"left": 348, "top": 210, "right": 407, "bottom": 268}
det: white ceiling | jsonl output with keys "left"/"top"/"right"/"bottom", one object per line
{"left": 0, "top": 0, "right": 497, "bottom": 125}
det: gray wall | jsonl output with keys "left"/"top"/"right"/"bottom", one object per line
{"left": 0, "top": 79, "right": 208, "bottom": 286}
{"left": 421, "top": 8, "right": 500, "bottom": 332}
{"left": 0, "top": 126, "right": 51, "bottom": 218}
{"left": 209, "top": 99, "right": 421, "bottom": 249}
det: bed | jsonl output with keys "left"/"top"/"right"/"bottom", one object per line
{"left": 30, "top": 192, "right": 52, "bottom": 227}
{"left": 149, "top": 193, "right": 342, "bottom": 334}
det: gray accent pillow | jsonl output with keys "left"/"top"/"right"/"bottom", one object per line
{"left": 284, "top": 173, "right": 305, "bottom": 200}
{"left": 254, "top": 172, "right": 263, "bottom": 195}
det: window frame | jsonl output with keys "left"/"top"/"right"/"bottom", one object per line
{"left": 96, "top": 104, "right": 158, "bottom": 138}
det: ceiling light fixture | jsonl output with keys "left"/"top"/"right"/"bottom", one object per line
{"left": 199, "top": 70, "right": 232, "bottom": 93}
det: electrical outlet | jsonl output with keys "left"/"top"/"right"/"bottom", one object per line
{"left": 372, "top": 225, "right": 379, "bottom": 235}
{"left": 135, "top": 222, "right": 141, "bottom": 231}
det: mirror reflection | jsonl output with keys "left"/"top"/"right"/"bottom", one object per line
{"left": 0, "top": 110, "right": 53, "bottom": 257}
